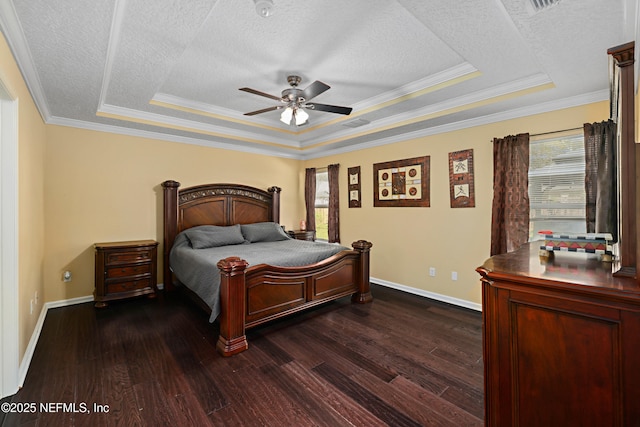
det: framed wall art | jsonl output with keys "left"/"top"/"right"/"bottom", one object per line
{"left": 373, "top": 156, "right": 430, "bottom": 207}
{"left": 348, "top": 166, "right": 361, "bottom": 208}
{"left": 448, "top": 149, "right": 475, "bottom": 208}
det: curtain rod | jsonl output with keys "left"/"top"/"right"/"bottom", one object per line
{"left": 530, "top": 127, "right": 583, "bottom": 137}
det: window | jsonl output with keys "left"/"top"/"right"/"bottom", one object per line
{"left": 528, "top": 135, "right": 586, "bottom": 240}
{"left": 314, "top": 169, "right": 329, "bottom": 241}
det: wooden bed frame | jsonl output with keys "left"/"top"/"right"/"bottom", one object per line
{"left": 162, "top": 180, "right": 373, "bottom": 356}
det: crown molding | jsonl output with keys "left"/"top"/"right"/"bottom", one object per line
{"left": 47, "top": 115, "right": 302, "bottom": 159}
{"left": 300, "top": 73, "right": 553, "bottom": 148}
{"left": 349, "top": 62, "right": 479, "bottom": 111}
{"left": 98, "top": 0, "right": 126, "bottom": 109}
{"left": 96, "top": 103, "right": 301, "bottom": 148}
{"left": 0, "top": 0, "right": 51, "bottom": 122}
{"left": 150, "top": 62, "right": 479, "bottom": 134}
{"left": 300, "top": 89, "right": 608, "bottom": 159}
{"left": 48, "top": 88, "right": 606, "bottom": 161}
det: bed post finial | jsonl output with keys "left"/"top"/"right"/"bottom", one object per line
{"left": 162, "top": 180, "right": 181, "bottom": 291}
{"left": 268, "top": 186, "right": 282, "bottom": 224}
{"left": 352, "top": 240, "right": 373, "bottom": 304}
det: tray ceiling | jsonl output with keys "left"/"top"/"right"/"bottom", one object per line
{"left": 0, "top": 0, "right": 636, "bottom": 159}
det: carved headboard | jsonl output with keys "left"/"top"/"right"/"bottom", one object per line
{"left": 161, "top": 180, "right": 282, "bottom": 289}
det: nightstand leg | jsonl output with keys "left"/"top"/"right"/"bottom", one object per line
{"left": 94, "top": 301, "right": 108, "bottom": 308}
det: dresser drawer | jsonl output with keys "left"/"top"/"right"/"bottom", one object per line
{"left": 106, "top": 263, "right": 151, "bottom": 279}
{"left": 107, "top": 278, "right": 151, "bottom": 294}
{"left": 106, "top": 250, "right": 152, "bottom": 266}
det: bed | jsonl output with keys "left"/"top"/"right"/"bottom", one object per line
{"left": 162, "top": 180, "right": 373, "bottom": 356}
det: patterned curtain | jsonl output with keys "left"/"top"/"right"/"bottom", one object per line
{"left": 584, "top": 120, "right": 617, "bottom": 240}
{"left": 328, "top": 164, "right": 340, "bottom": 243}
{"left": 304, "top": 168, "right": 316, "bottom": 232}
{"left": 490, "top": 133, "right": 530, "bottom": 256}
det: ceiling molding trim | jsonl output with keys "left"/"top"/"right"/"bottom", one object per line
{"left": 47, "top": 115, "right": 303, "bottom": 160}
{"left": 96, "top": 103, "right": 301, "bottom": 148}
{"left": 0, "top": 1, "right": 51, "bottom": 121}
{"left": 150, "top": 93, "right": 295, "bottom": 135}
{"left": 152, "top": 62, "right": 480, "bottom": 135}
{"left": 296, "top": 63, "right": 481, "bottom": 133}
{"left": 349, "top": 62, "right": 480, "bottom": 113}
{"left": 300, "top": 73, "right": 554, "bottom": 148}
{"left": 97, "top": 0, "right": 127, "bottom": 108}
{"left": 300, "top": 89, "right": 609, "bottom": 160}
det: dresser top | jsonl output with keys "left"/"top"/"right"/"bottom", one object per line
{"left": 477, "top": 242, "right": 640, "bottom": 302}
{"left": 94, "top": 240, "right": 158, "bottom": 249}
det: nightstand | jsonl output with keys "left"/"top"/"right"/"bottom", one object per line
{"left": 94, "top": 240, "right": 158, "bottom": 308}
{"left": 288, "top": 230, "right": 316, "bottom": 241}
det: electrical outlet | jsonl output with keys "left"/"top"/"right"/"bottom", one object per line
{"left": 63, "top": 270, "right": 72, "bottom": 282}
{"left": 30, "top": 299, "right": 34, "bottom": 315}
{"left": 429, "top": 267, "right": 436, "bottom": 277}
{"left": 451, "top": 271, "right": 458, "bottom": 281}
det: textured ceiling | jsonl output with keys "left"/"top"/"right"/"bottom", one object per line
{"left": 0, "top": 0, "right": 636, "bottom": 159}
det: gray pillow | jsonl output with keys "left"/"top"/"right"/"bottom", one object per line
{"left": 183, "top": 225, "right": 245, "bottom": 249}
{"left": 241, "top": 222, "right": 290, "bottom": 243}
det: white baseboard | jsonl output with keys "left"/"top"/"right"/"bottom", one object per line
{"left": 371, "top": 277, "right": 482, "bottom": 312}
{"left": 18, "top": 295, "right": 93, "bottom": 387}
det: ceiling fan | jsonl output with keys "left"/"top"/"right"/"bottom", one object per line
{"left": 240, "top": 75, "right": 353, "bottom": 126}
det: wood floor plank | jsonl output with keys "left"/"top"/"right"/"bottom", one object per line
{"left": 258, "top": 362, "right": 354, "bottom": 427}
{"left": 132, "top": 380, "right": 182, "bottom": 426}
{"left": 355, "top": 369, "right": 482, "bottom": 426}
{"left": 204, "top": 362, "right": 319, "bottom": 427}
{"left": 281, "top": 361, "right": 390, "bottom": 427}
{"left": 312, "top": 362, "right": 423, "bottom": 427}
{"left": 100, "top": 363, "right": 144, "bottom": 426}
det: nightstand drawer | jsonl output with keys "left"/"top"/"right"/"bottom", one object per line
{"left": 106, "top": 263, "right": 151, "bottom": 279}
{"left": 106, "top": 250, "right": 152, "bottom": 266}
{"left": 107, "top": 278, "right": 151, "bottom": 294}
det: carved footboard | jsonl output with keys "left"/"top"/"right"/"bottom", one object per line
{"left": 216, "top": 240, "right": 373, "bottom": 357}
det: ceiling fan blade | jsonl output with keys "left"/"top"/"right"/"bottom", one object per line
{"left": 302, "top": 81, "right": 330, "bottom": 101}
{"left": 306, "top": 103, "right": 353, "bottom": 115}
{"left": 244, "top": 106, "right": 281, "bottom": 116}
{"left": 239, "top": 87, "right": 283, "bottom": 102}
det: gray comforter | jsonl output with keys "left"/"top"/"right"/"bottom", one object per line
{"left": 170, "top": 232, "right": 348, "bottom": 322}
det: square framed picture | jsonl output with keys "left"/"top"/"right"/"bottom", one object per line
{"left": 373, "top": 156, "right": 430, "bottom": 207}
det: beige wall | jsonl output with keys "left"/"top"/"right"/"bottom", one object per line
{"left": 0, "top": 34, "right": 47, "bottom": 360}
{"left": 304, "top": 102, "right": 609, "bottom": 306}
{"left": 43, "top": 126, "right": 302, "bottom": 302}
{"left": 0, "top": 23, "right": 613, "bottom": 365}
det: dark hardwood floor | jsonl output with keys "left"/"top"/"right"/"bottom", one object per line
{"left": 2, "top": 284, "right": 483, "bottom": 426}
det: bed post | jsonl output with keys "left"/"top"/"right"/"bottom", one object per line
{"left": 162, "top": 180, "right": 180, "bottom": 292}
{"left": 351, "top": 240, "right": 373, "bottom": 304}
{"left": 216, "top": 257, "right": 250, "bottom": 356}
{"left": 268, "top": 186, "right": 281, "bottom": 223}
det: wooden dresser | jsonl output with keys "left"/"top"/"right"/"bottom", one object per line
{"left": 94, "top": 240, "right": 158, "bottom": 308}
{"left": 477, "top": 242, "right": 640, "bottom": 426}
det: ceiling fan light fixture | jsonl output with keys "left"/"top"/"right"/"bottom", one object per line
{"left": 280, "top": 107, "right": 308, "bottom": 126}
{"left": 295, "top": 108, "right": 309, "bottom": 126}
{"left": 254, "top": 0, "right": 274, "bottom": 17}
{"left": 280, "top": 107, "right": 293, "bottom": 125}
